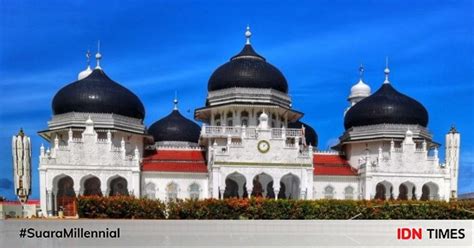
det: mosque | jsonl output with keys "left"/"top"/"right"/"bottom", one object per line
{"left": 36, "top": 27, "right": 460, "bottom": 216}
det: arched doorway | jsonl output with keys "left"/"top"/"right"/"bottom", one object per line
{"left": 398, "top": 184, "right": 408, "bottom": 200}
{"left": 374, "top": 181, "right": 393, "bottom": 200}
{"left": 224, "top": 172, "right": 246, "bottom": 198}
{"left": 109, "top": 177, "right": 129, "bottom": 196}
{"left": 251, "top": 173, "right": 274, "bottom": 198}
{"left": 398, "top": 182, "right": 416, "bottom": 200}
{"left": 279, "top": 174, "right": 300, "bottom": 199}
{"left": 56, "top": 176, "right": 76, "bottom": 216}
{"left": 421, "top": 182, "right": 439, "bottom": 200}
{"left": 83, "top": 176, "right": 102, "bottom": 196}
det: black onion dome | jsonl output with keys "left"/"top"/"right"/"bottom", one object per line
{"left": 208, "top": 44, "right": 288, "bottom": 93}
{"left": 344, "top": 83, "right": 428, "bottom": 129}
{"left": 148, "top": 110, "right": 201, "bottom": 143}
{"left": 289, "top": 120, "right": 318, "bottom": 147}
{"left": 52, "top": 69, "right": 145, "bottom": 119}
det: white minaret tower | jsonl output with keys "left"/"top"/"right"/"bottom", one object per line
{"left": 446, "top": 126, "right": 461, "bottom": 199}
{"left": 345, "top": 64, "right": 371, "bottom": 115}
{"left": 12, "top": 128, "right": 32, "bottom": 204}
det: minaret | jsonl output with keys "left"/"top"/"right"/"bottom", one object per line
{"left": 12, "top": 128, "right": 31, "bottom": 204}
{"left": 446, "top": 126, "right": 461, "bottom": 199}
{"left": 345, "top": 64, "right": 371, "bottom": 115}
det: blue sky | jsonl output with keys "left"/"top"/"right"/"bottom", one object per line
{"left": 0, "top": 0, "right": 473, "bottom": 200}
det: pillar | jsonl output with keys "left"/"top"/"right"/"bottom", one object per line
{"left": 392, "top": 184, "right": 399, "bottom": 200}
{"left": 39, "top": 170, "right": 47, "bottom": 216}
{"left": 47, "top": 190, "right": 53, "bottom": 217}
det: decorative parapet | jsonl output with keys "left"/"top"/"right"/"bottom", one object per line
{"left": 201, "top": 125, "right": 303, "bottom": 140}
{"left": 207, "top": 87, "right": 292, "bottom": 108}
{"left": 341, "top": 123, "right": 433, "bottom": 142}
{"left": 314, "top": 150, "right": 340, "bottom": 155}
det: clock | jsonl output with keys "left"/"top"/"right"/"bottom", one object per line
{"left": 257, "top": 140, "right": 270, "bottom": 153}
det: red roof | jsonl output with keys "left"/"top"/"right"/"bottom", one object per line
{"left": 143, "top": 150, "right": 206, "bottom": 161}
{"left": 313, "top": 154, "right": 357, "bottom": 176}
{"left": 0, "top": 199, "right": 40, "bottom": 205}
{"left": 142, "top": 149, "right": 208, "bottom": 173}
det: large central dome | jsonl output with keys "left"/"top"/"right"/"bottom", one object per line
{"left": 208, "top": 31, "right": 288, "bottom": 93}
{"left": 52, "top": 69, "right": 145, "bottom": 119}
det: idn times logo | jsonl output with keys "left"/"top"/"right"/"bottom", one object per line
{"left": 397, "top": 228, "right": 465, "bottom": 240}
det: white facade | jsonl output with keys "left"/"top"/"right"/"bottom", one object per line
{"left": 39, "top": 114, "right": 143, "bottom": 216}
{"left": 34, "top": 35, "right": 461, "bottom": 217}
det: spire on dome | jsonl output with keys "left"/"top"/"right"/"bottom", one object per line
{"left": 384, "top": 57, "right": 390, "bottom": 84}
{"left": 359, "top": 64, "right": 364, "bottom": 80}
{"left": 245, "top": 25, "right": 252, "bottom": 45}
{"left": 173, "top": 91, "right": 179, "bottom": 110}
{"left": 95, "top": 40, "right": 102, "bottom": 70}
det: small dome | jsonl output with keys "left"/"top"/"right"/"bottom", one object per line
{"left": 208, "top": 44, "right": 288, "bottom": 93}
{"left": 52, "top": 69, "right": 145, "bottom": 119}
{"left": 78, "top": 66, "right": 92, "bottom": 80}
{"left": 288, "top": 120, "right": 318, "bottom": 147}
{"left": 344, "top": 83, "right": 428, "bottom": 129}
{"left": 148, "top": 110, "right": 201, "bottom": 143}
{"left": 349, "top": 79, "right": 371, "bottom": 99}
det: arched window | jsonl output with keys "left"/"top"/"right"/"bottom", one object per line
{"left": 109, "top": 177, "right": 129, "bottom": 196}
{"left": 145, "top": 183, "right": 156, "bottom": 199}
{"left": 256, "top": 111, "right": 262, "bottom": 126}
{"left": 214, "top": 114, "right": 221, "bottom": 126}
{"left": 166, "top": 183, "right": 178, "bottom": 201}
{"left": 344, "top": 186, "right": 354, "bottom": 200}
{"left": 271, "top": 113, "right": 277, "bottom": 127}
{"left": 226, "top": 112, "right": 233, "bottom": 126}
{"left": 189, "top": 183, "right": 200, "bottom": 200}
{"left": 324, "top": 185, "right": 335, "bottom": 199}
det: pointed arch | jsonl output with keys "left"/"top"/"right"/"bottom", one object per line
{"left": 224, "top": 172, "right": 246, "bottom": 198}
{"left": 279, "top": 173, "right": 300, "bottom": 199}
{"left": 324, "top": 185, "right": 335, "bottom": 199}
{"left": 166, "top": 181, "right": 179, "bottom": 201}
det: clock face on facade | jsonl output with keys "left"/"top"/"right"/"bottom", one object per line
{"left": 257, "top": 140, "right": 270, "bottom": 153}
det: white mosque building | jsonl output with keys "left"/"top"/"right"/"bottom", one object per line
{"left": 35, "top": 28, "right": 460, "bottom": 216}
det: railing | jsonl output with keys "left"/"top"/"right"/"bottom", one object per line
{"left": 202, "top": 126, "right": 302, "bottom": 139}
{"left": 285, "top": 128, "right": 302, "bottom": 137}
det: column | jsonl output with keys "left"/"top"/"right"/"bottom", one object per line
{"left": 47, "top": 190, "right": 53, "bottom": 217}
{"left": 273, "top": 177, "right": 281, "bottom": 199}
{"left": 415, "top": 185, "right": 423, "bottom": 200}
{"left": 212, "top": 170, "right": 220, "bottom": 199}
{"left": 132, "top": 171, "right": 140, "bottom": 198}
{"left": 306, "top": 169, "right": 314, "bottom": 200}
{"left": 407, "top": 185, "right": 413, "bottom": 200}
{"left": 39, "top": 170, "right": 47, "bottom": 216}
{"left": 392, "top": 184, "right": 399, "bottom": 200}
{"left": 101, "top": 180, "right": 108, "bottom": 196}
{"left": 219, "top": 188, "right": 225, "bottom": 200}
